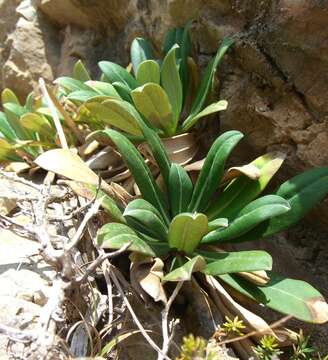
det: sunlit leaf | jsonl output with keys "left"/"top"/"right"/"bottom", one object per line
{"left": 161, "top": 45, "right": 182, "bottom": 134}
{"left": 200, "top": 250, "right": 272, "bottom": 275}
{"left": 99, "top": 61, "right": 138, "bottom": 90}
{"left": 1, "top": 88, "right": 20, "bottom": 105}
{"left": 131, "top": 83, "right": 173, "bottom": 135}
{"left": 130, "top": 37, "right": 153, "bottom": 75}
{"left": 207, "top": 151, "right": 286, "bottom": 220}
{"left": 180, "top": 100, "right": 228, "bottom": 132}
{"left": 163, "top": 255, "right": 206, "bottom": 282}
{"left": 220, "top": 272, "right": 328, "bottom": 323}
{"left": 97, "top": 223, "right": 155, "bottom": 256}
{"left": 168, "top": 212, "right": 208, "bottom": 254}
{"left": 136, "top": 60, "right": 160, "bottom": 85}
{"left": 72, "top": 60, "right": 91, "bottom": 82}
{"left": 85, "top": 80, "right": 121, "bottom": 98}
{"left": 84, "top": 100, "right": 143, "bottom": 136}
{"left": 202, "top": 195, "right": 290, "bottom": 244}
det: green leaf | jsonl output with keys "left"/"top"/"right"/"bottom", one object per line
{"left": 84, "top": 100, "right": 143, "bottom": 136}
{"left": 131, "top": 83, "right": 173, "bottom": 134}
{"left": 72, "top": 60, "right": 91, "bottom": 82}
{"left": 202, "top": 195, "right": 290, "bottom": 244}
{"left": 97, "top": 223, "right": 155, "bottom": 256}
{"left": 163, "top": 255, "right": 206, "bottom": 282}
{"left": 188, "top": 130, "right": 243, "bottom": 212}
{"left": 66, "top": 90, "right": 100, "bottom": 103}
{"left": 208, "top": 218, "right": 228, "bottom": 231}
{"left": 0, "top": 111, "right": 16, "bottom": 140}
{"left": 112, "top": 82, "right": 133, "bottom": 102}
{"left": 138, "top": 124, "right": 171, "bottom": 188}
{"left": 168, "top": 212, "right": 208, "bottom": 254}
{"left": 54, "top": 77, "right": 91, "bottom": 92}
{"left": 24, "top": 92, "right": 34, "bottom": 112}
{"left": 1, "top": 88, "right": 20, "bottom": 105}
{"left": 264, "top": 168, "right": 328, "bottom": 237}
{"left": 136, "top": 60, "right": 160, "bottom": 85}
{"left": 20, "top": 113, "right": 54, "bottom": 137}
{"left": 185, "top": 37, "right": 233, "bottom": 123}
{"left": 162, "top": 27, "right": 183, "bottom": 55}
{"left": 123, "top": 199, "right": 168, "bottom": 241}
{"left": 96, "top": 129, "right": 169, "bottom": 223}
{"left": 219, "top": 272, "right": 328, "bottom": 323}
{"left": 199, "top": 250, "right": 272, "bottom": 275}
{"left": 161, "top": 45, "right": 183, "bottom": 134}
{"left": 180, "top": 100, "right": 228, "bottom": 132}
{"left": 130, "top": 37, "right": 153, "bottom": 75}
{"left": 99, "top": 61, "right": 138, "bottom": 90}
{"left": 207, "top": 151, "right": 285, "bottom": 220}
{"left": 85, "top": 80, "right": 122, "bottom": 98}
{"left": 179, "top": 20, "right": 192, "bottom": 100}
{"left": 3, "top": 103, "right": 30, "bottom": 140}
{"left": 169, "top": 163, "right": 193, "bottom": 217}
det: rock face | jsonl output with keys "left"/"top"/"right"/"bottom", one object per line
{"left": 0, "top": 0, "right": 328, "bottom": 351}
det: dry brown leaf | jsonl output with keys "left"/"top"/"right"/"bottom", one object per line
{"left": 220, "top": 164, "right": 261, "bottom": 185}
{"left": 86, "top": 146, "right": 122, "bottom": 170}
{"left": 130, "top": 253, "right": 167, "bottom": 304}
{"left": 238, "top": 271, "right": 270, "bottom": 286}
{"left": 184, "top": 159, "right": 205, "bottom": 172}
{"left": 206, "top": 275, "right": 275, "bottom": 337}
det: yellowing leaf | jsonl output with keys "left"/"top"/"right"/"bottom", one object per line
{"left": 131, "top": 83, "right": 173, "bottom": 134}
{"left": 34, "top": 148, "right": 99, "bottom": 184}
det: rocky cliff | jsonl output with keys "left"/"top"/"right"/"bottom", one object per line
{"left": 1, "top": 0, "right": 328, "bottom": 351}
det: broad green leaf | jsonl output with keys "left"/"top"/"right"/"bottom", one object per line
{"left": 97, "top": 129, "right": 169, "bottom": 223}
{"left": 84, "top": 100, "right": 142, "bottom": 136}
{"left": 112, "top": 81, "right": 133, "bottom": 102}
{"left": 20, "top": 113, "right": 54, "bottom": 137}
{"left": 65, "top": 180, "right": 125, "bottom": 223}
{"left": 97, "top": 223, "right": 155, "bottom": 256}
{"left": 208, "top": 218, "right": 228, "bottom": 231}
{"left": 72, "top": 60, "right": 91, "bottom": 82}
{"left": 188, "top": 131, "right": 243, "bottom": 212}
{"left": 252, "top": 168, "right": 328, "bottom": 238}
{"left": 85, "top": 80, "right": 121, "bottom": 98}
{"left": 130, "top": 37, "right": 153, "bottom": 75}
{"left": 1, "top": 88, "right": 20, "bottom": 105}
{"left": 199, "top": 250, "right": 272, "bottom": 275}
{"left": 131, "top": 83, "right": 173, "bottom": 134}
{"left": 168, "top": 212, "right": 208, "bottom": 254}
{"left": 180, "top": 100, "right": 228, "bottom": 132}
{"left": 136, "top": 60, "right": 160, "bottom": 85}
{"left": 161, "top": 45, "right": 183, "bottom": 134}
{"left": 24, "top": 92, "right": 34, "bottom": 112}
{"left": 0, "top": 111, "right": 16, "bottom": 140}
{"left": 202, "top": 195, "right": 290, "bottom": 244}
{"left": 54, "top": 77, "right": 91, "bottom": 92}
{"left": 207, "top": 151, "right": 285, "bottom": 220}
{"left": 185, "top": 37, "right": 233, "bottom": 123}
{"left": 220, "top": 272, "right": 328, "bottom": 323}
{"left": 124, "top": 199, "right": 168, "bottom": 241}
{"left": 169, "top": 163, "right": 193, "bottom": 216}
{"left": 3, "top": 103, "right": 30, "bottom": 140}
{"left": 99, "top": 61, "right": 138, "bottom": 90}
{"left": 66, "top": 90, "right": 100, "bottom": 102}
{"left": 163, "top": 255, "right": 206, "bottom": 282}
